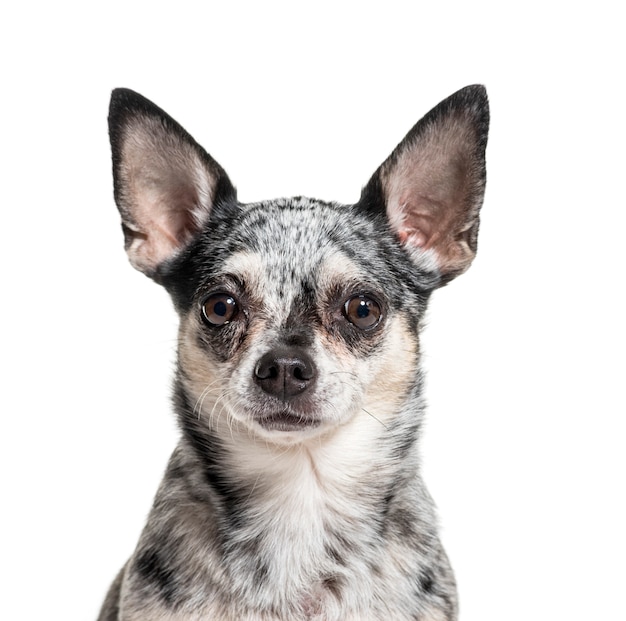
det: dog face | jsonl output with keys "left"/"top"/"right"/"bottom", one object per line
{"left": 174, "top": 198, "right": 429, "bottom": 445}
{"left": 108, "top": 87, "right": 488, "bottom": 446}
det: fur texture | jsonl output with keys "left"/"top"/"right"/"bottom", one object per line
{"left": 99, "top": 85, "right": 489, "bottom": 621}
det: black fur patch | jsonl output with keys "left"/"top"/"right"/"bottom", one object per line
{"left": 322, "top": 575, "right": 342, "bottom": 599}
{"left": 419, "top": 569, "right": 435, "bottom": 594}
{"left": 134, "top": 548, "right": 179, "bottom": 605}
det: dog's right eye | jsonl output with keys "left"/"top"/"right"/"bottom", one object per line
{"left": 201, "top": 294, "right": 238, "bottom": 326}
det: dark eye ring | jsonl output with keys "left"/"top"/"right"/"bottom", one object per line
{"left": 201, "top": 293, "right": 238, "bottom": 326}
{"left": 343, "top": 295, "right": 383, "bottom": 330}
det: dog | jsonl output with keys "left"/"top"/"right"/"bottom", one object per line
{"left": 98, "top": 85, "right": 489, "bottom": 621}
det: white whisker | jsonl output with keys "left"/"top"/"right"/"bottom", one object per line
{"left": 361, "top": 407, "right": 389, "bottom": 430}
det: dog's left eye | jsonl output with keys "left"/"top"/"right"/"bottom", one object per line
{"left": 343, "top": 295, "right": 383, "bottom": 330}
{"left": 201, "top": 293, "right": 238, "bottom": 326}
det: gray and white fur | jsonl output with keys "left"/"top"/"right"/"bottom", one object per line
{"left": 98, "top": 85, "right": 489, "bottom": 621}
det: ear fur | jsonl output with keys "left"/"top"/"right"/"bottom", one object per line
{"left": 108, "top": 89, "right": 235, "bottom": 279}
{"left": 362, "top": 85, "right": 489, "bottom": 284}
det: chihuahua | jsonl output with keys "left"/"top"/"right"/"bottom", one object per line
{"left": 98, "top": 85, "right": 489, "bottom": 621}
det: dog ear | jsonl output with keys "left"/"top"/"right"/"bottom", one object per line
{"left": 108, "top": 89, "right": 235, "bottom": 279}
{"left": 362, "top": 85, "right": 489, "bottom": 284}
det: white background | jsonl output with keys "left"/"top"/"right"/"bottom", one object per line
{"left": 1, "top": 2, "right": 624, "bottom": 620}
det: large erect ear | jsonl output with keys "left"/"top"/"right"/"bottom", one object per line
{"left": 108, "top": 89, "right": 235, "bottom": 279}
{"left": 362, "top": 85, "right": 489, "bottom": 284}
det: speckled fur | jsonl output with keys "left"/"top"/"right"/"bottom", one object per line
{"left": 99, "top": 86, "right": 489, "bottom": 621}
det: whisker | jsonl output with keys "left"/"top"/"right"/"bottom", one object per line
{"left": 329, "top": 371, "right": 359, "bottom": 379}
{"left": 192, "top": 377, "right": 223, "bottom": 419}
{"left": 361, "top": 407, "right": 389, "bottom": 430}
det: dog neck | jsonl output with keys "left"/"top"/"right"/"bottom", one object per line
{"left": 168, "top": 376, "right": 430, "bottom": 612}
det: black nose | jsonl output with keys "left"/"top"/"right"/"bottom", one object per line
{"left": 254, "top": 348, "right": 317, "bottom": 400}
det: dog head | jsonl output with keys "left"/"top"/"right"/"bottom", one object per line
{"left": 108, "top": 87, "right": 488, "bottom": 446}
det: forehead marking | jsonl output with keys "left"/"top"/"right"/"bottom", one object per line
{"left": 220, "top": 251, "right": 265, "bottom": 284}
{"left": 221, "top": 249, "right": 373, "bottom": 295}
{"left": 316, "top": 250, "right": 373, "bottom": 290}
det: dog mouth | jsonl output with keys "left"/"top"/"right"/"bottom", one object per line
{"left": 256, "top": 410, "right": 321, "bottom": 432}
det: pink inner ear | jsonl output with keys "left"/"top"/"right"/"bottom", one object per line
{"left": 397, "top": 227, "right": 428, "bottom": 248}
{"left": 377, "top": 95, "right": 487, "bottom": 279}
{"left": 116, "top": 118, "right": 221, "bottom": 275}
{"left": 393, "top": 196, "right": 443, "bottom": 250}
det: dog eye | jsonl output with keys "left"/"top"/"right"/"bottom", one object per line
{"left": 343, "top": 295, "right": 383, "bottom": 330}
{"left": 201, "top": 294, "right": 238, "bottom": 326}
